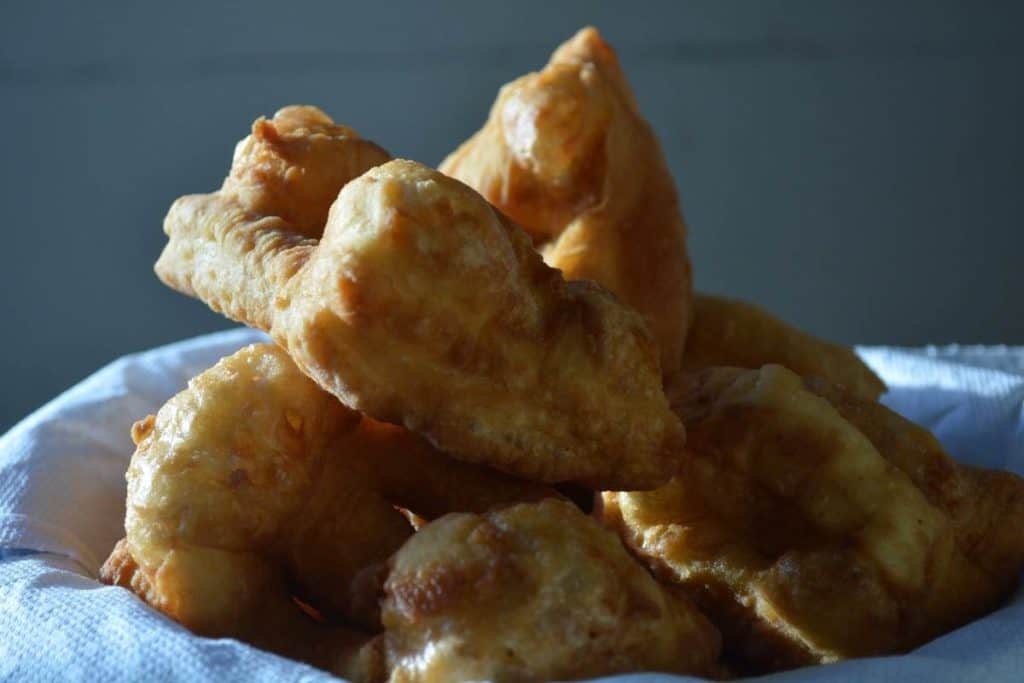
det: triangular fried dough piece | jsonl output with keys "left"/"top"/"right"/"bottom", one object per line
{"left": 155, "top": 108, "right": 682, "bottom": 489}
{"left": 441, "top": 27, "right": 693, "bottom": 374}
{"left": 602, "top": 365, "right": 1024, "bottom": 673}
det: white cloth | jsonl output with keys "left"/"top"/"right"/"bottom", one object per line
{"left": 1, "top": 329, "right": 1022, "bottom": 682}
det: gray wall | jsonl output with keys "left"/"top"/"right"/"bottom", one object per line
{"left": 2, "top": 1, "right": 1022, "bottom": 431}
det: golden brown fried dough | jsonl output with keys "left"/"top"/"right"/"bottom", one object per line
{"left": 345, "top": 416, "right": 560, "bottom": 521}
{"left": 99, "top": 343, "right": 410, "bottom": 640}
{"left": 157, "top": 149, "right": 682, "bottom": 489}
{"left": 601, "top": 365, "right": 1024, "bottom": 673}
{"left": 375, "top": 500, "right": 721, "bottom": 683}
{"left": 101, "top": 343, "right": 562, "bottom": 670}
{"left": 680, "top": 293, "right": 886, "bottom": 400}
{"left": 103, "top": 537, "right": 377, "bottom": 676}
{"left": 806, "top": 377, "right": 1024, "bottom": 583}
{"left": 154, "top": 105, "right": 390, "bottom": 332}
{"left": 109, "top": 534, "right": 385, "bottom": 674}
{"left": 222, "top": 104, "right": 391, "bottom": 238}
{"left": 440, "top": 27, "right": 693, "bottom": 373}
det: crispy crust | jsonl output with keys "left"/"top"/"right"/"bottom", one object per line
{"left": 378, "top": 500, "right": 721, "bottom": 683}
{"left": 602, "top": 365, "right": 1024, "bottom": 672}
{"left": 440, "top": 27, "right": 693, "bottom": 374}
{"left": 679, "top": 293, "right": 886, "bottom": 400}
{"left": 157, "top": 113, "right": 683, "bottom": 489}
{"left": 100, "top": 343, "right": 563, "bottom": 674}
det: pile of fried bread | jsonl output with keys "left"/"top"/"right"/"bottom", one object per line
{"left": 99, "top": 27, "right": 1024, "bottom": 682}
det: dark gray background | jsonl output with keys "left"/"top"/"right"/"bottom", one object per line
{"left": 2, "top": 1, "right": 1022, "bottom": 431}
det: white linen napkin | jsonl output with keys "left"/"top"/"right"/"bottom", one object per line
{"left": 1, "top": 329, "right": 1022, "bottom": 682}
